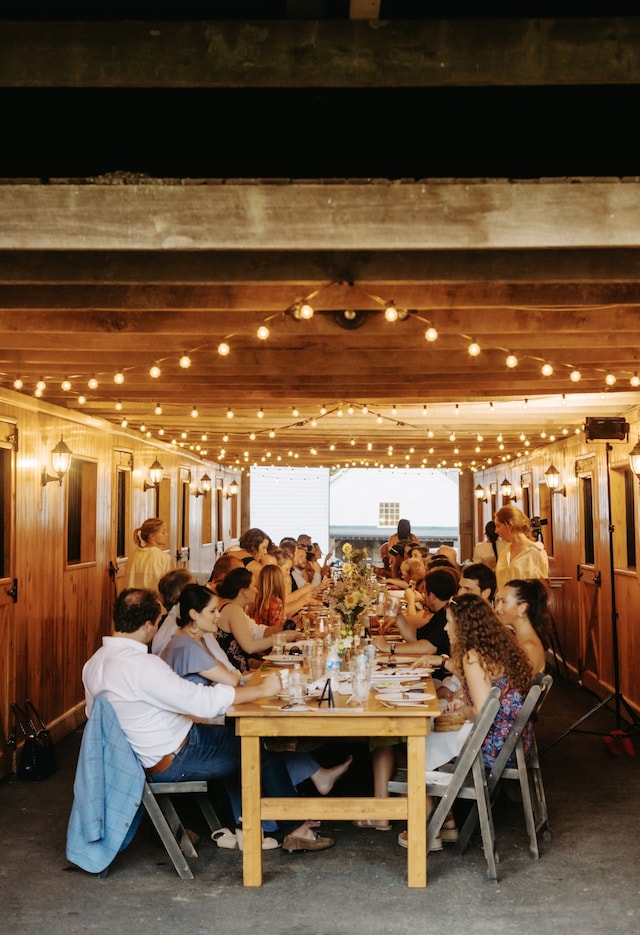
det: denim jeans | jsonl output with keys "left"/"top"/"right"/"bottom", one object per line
{"left": 152, "top": 722, "right": 300, "bottom": 834}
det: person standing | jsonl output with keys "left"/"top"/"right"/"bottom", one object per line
{"left": 125, "top": 517, "right": 173, "bottom": 591}
{"left": 494, "top": 506, "right": 549, "bottom": 590}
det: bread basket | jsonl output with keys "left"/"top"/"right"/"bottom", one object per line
{"left": 434, "top": 712, "right": 466, "bottom": 732}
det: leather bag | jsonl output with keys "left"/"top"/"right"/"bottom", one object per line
{"left": 8, "top": 699, "right": 57, "bottom": 780}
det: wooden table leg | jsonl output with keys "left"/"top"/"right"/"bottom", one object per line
{"left": 239, "top": 735, "right": 263, "bottom": 886}
{"left": 406, "top": 734, "right": 427, "bottom": 887}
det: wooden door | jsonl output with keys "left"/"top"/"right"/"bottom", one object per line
{"left": 111, "top": 450, "right": 133, "bottom": 597}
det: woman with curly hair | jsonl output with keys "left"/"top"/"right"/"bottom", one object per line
{"left": 495, "top": 578, "right": 552, "bottom": 673}
{"left": 398, "top": 592, "right": 534, "bottom": 850}
{"left": 494, "top": 505, "right": 549, "bottom": 590}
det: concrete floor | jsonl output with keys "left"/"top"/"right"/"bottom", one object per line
{"left": 2, "top": 672, "right": 640, "bottom": 935}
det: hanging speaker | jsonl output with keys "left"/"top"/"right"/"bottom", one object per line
{"left": 584, "top": 417, "right": 629, "bottom": 441}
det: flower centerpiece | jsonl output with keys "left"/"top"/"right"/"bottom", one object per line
{"left": 329, "top": 542, "right": 379, "bottom": 655}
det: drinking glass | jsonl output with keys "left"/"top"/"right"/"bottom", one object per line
{"left": 351, "top": 670, "right": 371, "bottom": 704}
{"left": 272, "top": 632, "right": 287, "bottom": 655}
{"left": 289, "top": 669, "right": 308, "bottom": 704}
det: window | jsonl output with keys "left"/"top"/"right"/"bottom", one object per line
{"left": 114, "top": 451, "right": 132, "bottom": 560}
{"left": 201, "top": 489, "right": 212, "bottom": 546}
{"left": 581, "top": 474, "right": 595, "bottom": 566}
{"left": 610, "top": 464, "right": 636, "bottom": 569}
{"left": 379, "top": 502, "right": 400, "bottom": 527}
{"left": 67, "top": 458, "right": 97, "bottom": 565}
{"left": 538, "top": 482, "right": 554, "bottom": 556}
{"left": 0, "top": 444, "right": 12, "bottom": 579}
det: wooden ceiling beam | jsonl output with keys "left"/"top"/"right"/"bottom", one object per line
{"left": 4, "top": 181, "right": 640, "bottom": 252}
{"left": 2, "top": 19, "right": 640, "bottom": 89}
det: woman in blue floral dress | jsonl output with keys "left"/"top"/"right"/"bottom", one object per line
{"left": 398, "top": 592, "right": 533, "bottom": 850}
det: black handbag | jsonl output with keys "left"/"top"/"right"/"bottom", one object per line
{"left": 8, "top": 699, "right": 57, "bottom": 781}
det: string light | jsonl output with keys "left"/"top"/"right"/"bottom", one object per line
{"left": 570, "top": 370, "right": 581, "bottom": 382}
{"left": 154, "top": 403, "right": 163, "bottom": 415}
{"left": 424, "top": 327, "right": 438, "bottom": 342}
{"left": 114, "top": 369, "right": 125, "bottom": 384}
{"left": 384, "top": 301, "right": 398, "bottom": 322}
{"left": 36, "top": 378, "right": 46, "bottom": 392}
{"left": 114, "top": 400, "right": 123, "bottom": 411}
{"left": 149, "top": 363, "right": 161, "bottom": 379}
{"left": 292, "top": 406, "right": 299, "bottom": 417}
{"left": 605, "top": 373, "right": 617, "bottom": 386}
{"left": 256, "top": 325, "right": 270, "bottom": 340}
{"left": 179, "top": 353, "right": 191, "bottom": 369}
{"left": 257, "top": 407, "right": 264, "bottom": 418}
{"left": 631, "top": 373, "right": 640, "bottom": 387}
{"left": 191, "top": 405, "right": 199, "bottom": 418}
{"left": 226, "top": 407, "right": 233, "bottom": 419}
{"left": 88, "top": 375, "right": 99, "bottom": 390}
{"left": 61, "top": 377, "right": 72, "bottom": 392}
{"left": 77, "top": 394, "right": 87, "bottom": 405}
{"left": 541, "top": 363, "right": 553, "bottom": 376}
{"left": 217, "top": 342, "right": 230, "bottom": 357}
{"left": 468, "top": 341, "right": 481, "bottom": 357}
{"left": 298, "top": 301, "right": 314, "bottom": 320}
{"left": 13, "top": 377, "right": 23, "bottom": 390}
{"left": 505, "top": 353, "right": 518, "bottom": 368}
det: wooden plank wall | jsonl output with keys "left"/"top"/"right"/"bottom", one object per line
{"left": 0, "top": 391, "right": 240, "bottom": 777}
{"left": 474, "top": 407, "right": 640, "bottom": 714}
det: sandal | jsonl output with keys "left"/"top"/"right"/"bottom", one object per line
{"left": 352, "top": 819, "right": 392, "bottom": 832}
{"left": 211, "top": 827, "right": 237, "bottom": 850}
{"left": 397, "top": 829, "right": 443, "bottom": 852}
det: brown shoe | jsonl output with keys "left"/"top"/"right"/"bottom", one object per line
{"left": 282, "top": 830, "right": 335, "bottom": 853}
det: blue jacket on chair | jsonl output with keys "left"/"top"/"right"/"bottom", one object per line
{"left": 66, "top": 695, "right": 145, "bottom": 873}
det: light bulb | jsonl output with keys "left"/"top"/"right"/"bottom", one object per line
{"left": 570, "top": 370, "right": 581, "bottom": 382}
{"left": 77, "top": 394, "right": 86, "bottom": 405}
{"left": 605, "top": 373, "right": 617, "bottom": 386}
{"left": 114, "top": 400, "right": 123, "bottom": 411}
{"left": 631, "top": 373, "right": 640, "bottom": 387}
{"left": 191, "top": 406, "right": 199, "bottom": 418}
{"left": 506, "top": 354, "right": 518, "bottom": 368}
{"left": 114, "top": 370, "right": 125, "bottom": 384}
{"left": 256, "top": 325, "right": 270, "bottom": 340}
{"left": 154, "top": 403, "right": 162, "bottom": 415}
{"left": 179, "top": 353, "right": 191, "bottom": 369}
{"left": 384, "top": 302, "right": 398, "bottom": 322}
{"left": 218, "top": 342, "right": 230, "bottom": 357}
{"left": 257, "top": 407, "right": 264, "bottom": 418}
{"left": 226, "top": 408, "right": 234, "bottom": 419}
{"left": 424, "top": 327, "right": 438, "bottom": 342}
{"left": 149, "top": 363, "right": 161, "bottom": 379}
{"left": 13, "top": 377, "right": 23, "bottom": 390}
{"left": 541, "top": 363, "right": 553, "bottom": 376}
{"left": 468, "top": 342, "right": 481, "bottom": 357}
{"left": 36, "top": 378, "right": 46, "bottom": 392}
{"left": 88, "top": 375, "right": 99, "bottom": 390}
{"left": 61, "top": 378, "right": 72, "bottom": 392}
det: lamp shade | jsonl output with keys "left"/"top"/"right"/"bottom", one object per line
{"left": 51, "top": 435, "right": 72, "bottom": 476}
{"left": 629, "top": 440, "right": 640, "bottom": 477}
{"left": 474, "top": 484, "right": 486, "bottom": 501}
{"left": 500, "top": 477, "right": 512, "bottom": 498}
{"left": 545, "top": 463, "right": 561, "bottom": 490}
{"left": 149, "top": 458, "right": 164, "bottom": 485}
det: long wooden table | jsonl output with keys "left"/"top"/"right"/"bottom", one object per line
{"left": 227, "top": 676, "right": 441, "bottom": 887}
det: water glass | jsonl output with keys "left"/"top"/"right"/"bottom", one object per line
{"left": 289, "top": 669, "right": 308, "bottom": 704}
{"left": 351, "top": 670, "right": 371, "bottom": 704}
{"left": 272, "top": 632, "right": 287, "bottom": 655}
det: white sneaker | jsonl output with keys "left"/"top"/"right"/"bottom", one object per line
{"left": 235, "top": 828, "right": 280, "bottom": 851}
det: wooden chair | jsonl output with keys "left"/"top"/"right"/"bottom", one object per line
{"left": 141, "top": 779, "right": 222, "bottom": 880}
{"left": 455, "top": 672, "right": 553, "bottom": 861}
{"left": 389, "top": 686, "right": 502, "bottom": 881}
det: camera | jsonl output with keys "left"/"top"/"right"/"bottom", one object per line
{"left": 530, "top": 516, "right": 548, "bottom": 540}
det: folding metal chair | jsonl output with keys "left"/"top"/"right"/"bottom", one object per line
{"left": 389, "top": 686, "right": 502, "bottom": 881}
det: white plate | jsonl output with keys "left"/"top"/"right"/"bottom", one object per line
{"left": 382, "top": 698, "right": 434, "bottom": 707}
{"left": 264, "top": 654, "right": 299, "bottom": 665}
{"left": 372, "top": 675, "right": 421, "bottom": 687}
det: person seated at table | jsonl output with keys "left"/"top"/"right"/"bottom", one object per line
{"left": 215, "top": 567, "right": 297, "bottom": 673}
{"left": 225, "top": 527, "right": 272, "bottom": 587}
{"left": 151, "top": 567, "right": 196, "bottom": 657}
{"left": 248, "top": 563, "right": 287, "bottom": 631}
{"left": 457, "top": 562, "right": 497, "bottom": 604}
{"left": 82, "top": 587, "right": 334, "bottom": 854}
{"left": 275, "top": 543, "right": 330, "bottom": 619}
{"left": 162, "top": 583, "right": 352, "bottom": 810}
{"left": 374, "top": 567, "right": 458, "bottom": 676}
{"left": 494, "top": 578, "right": 551, "bottom": 674}
{"left": 397, "top": 592, "right": 534, "bottom": 850}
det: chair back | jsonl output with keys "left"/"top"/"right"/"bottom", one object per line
{"left": 485, "top": 672, "right": 553, "bottom": 793}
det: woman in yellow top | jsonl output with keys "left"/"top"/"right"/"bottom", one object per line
{"left": 494, "top": 505, "right": 549, "bottom": 590}
{"left": 125, "top": 517, "right": 173, "bottom": 591}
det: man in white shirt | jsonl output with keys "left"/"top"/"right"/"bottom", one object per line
{"left": 83, "top": 588, "right": 333, "bottom": 852}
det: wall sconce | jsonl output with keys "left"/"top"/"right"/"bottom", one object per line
{"left": 629, "top": 439, "right": 640, "bottom": 481}
{"left": 489, "top": 482, "right": 497, "bottom": 496}
{"left": 474, "top": 484, "right": 488, "bottom": 502}
{"left": 193, "top": 473, "right": 212, "bottom": 498}
{"left": 500, "top": 477, "right": 516, "bottom": 502}
{"left": 225, "top": 480, "right": 239, "bottom": 499}
{"left": 41, "top": 435, "right": 72, "bottom": 486}
{"left": 545, "top": 463, "right": 566, "bottom": 497}
{"left": 143, "top": 457, "right": 164, "bottom": 491}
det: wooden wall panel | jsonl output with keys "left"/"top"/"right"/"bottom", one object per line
{"left": 0, "top": 391, "right": 239, "bottom": 777}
